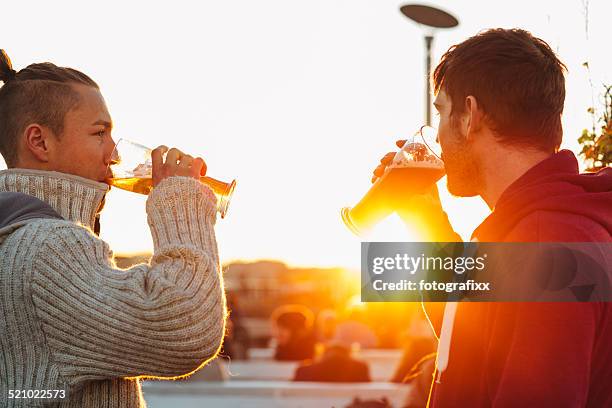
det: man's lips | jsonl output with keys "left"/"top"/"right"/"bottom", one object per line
{"left": 102, "top": 170, "right": 114, "bottom": 183}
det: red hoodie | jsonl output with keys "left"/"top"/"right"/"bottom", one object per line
{"left": 430, "top": 150, "right": 612, "bottom": 408}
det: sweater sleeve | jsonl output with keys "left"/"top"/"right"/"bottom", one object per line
{"left": 30, "top": 176, "right": 227, "bottom": 383}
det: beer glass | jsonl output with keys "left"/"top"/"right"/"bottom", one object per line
{"left": 107, "top": 139, "right": 236, "bottom": 219}
{"left": 341, "top": 126, "right": 444, "bottom": 235}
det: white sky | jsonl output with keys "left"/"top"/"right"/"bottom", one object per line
{"left": 1, "top": 0, "right": 611, "bottom": 270}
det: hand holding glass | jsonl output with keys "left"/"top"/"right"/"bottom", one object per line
{"left": 341, "top": 126, "right": 444, "bottom": 234}
{"left": 107, "top": 139, "right": 236, "bottom": 218}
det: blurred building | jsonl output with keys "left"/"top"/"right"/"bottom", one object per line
{"left": 224, "top": 261, "right": 358, "bottom": 346}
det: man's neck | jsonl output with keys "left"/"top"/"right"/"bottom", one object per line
{"left": 479, "top": 146, "right": 551, "bottom": 209}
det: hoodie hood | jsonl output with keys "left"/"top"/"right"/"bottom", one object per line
{"left": 0, "top": 192, "right": 63, "bottom": 229}
{"left": 472, "top": 150, "right": 612, "bottom": 241}
{"left": 0, "top": 169, "right": 108, "bottom": 241}
{"left": 0, "top": 192, "right": 64, "bottom": 241}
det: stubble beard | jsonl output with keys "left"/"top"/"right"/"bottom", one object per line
{"left": 443, "top": 126, "right": 483, "bottom": 198}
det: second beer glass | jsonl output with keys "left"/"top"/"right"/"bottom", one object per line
{"left": 341, "top": 126, "right": 444, "bottom": 234}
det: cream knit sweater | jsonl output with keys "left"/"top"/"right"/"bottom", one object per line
{"left": 0, "top": 169, "right": 226, "bottom": 408}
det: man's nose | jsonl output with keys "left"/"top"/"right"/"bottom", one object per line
{"left": 105, "top": 139, "right": 120, "bottom": 166}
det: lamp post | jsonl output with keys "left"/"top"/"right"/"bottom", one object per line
{"left": 400, "top": 4, "right": 459, "bottom": 126}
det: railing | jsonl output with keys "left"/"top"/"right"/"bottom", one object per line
{"left": 142, "top": 380, "right": 412, "bottom": 408}
{"left": 142, "top": 348, "right": 411, "bottom": 407}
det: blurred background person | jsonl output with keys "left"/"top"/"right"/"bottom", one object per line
{"left": 391, "top": 315, "right": 437, "bottom": 383}
{"left": 315, "top": 309, "right": 339, "bottom": 344}
{"left": 293, "top": 339, "right": 371, "bottom": 383}
{"left": 334, "top": 306, "right": 378, "bottom": 349}
{"left": 270, "top": 304, "right": 316, "bottom": 361}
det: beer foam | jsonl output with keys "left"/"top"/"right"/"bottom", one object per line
{"left": 131, "top": 162, "right": 152, "bottom": 177}
{"left": 390, "top": 143, "right": 444, "bottom": 170}
{"left": 389, "top": 159, "right": 444, "bottom": 170}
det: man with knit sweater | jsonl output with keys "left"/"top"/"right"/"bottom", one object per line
{"left": 0, "top": 50, "right": 227, "bottom": 407}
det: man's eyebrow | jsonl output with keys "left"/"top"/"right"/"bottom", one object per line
{"left": 92, "top": 120, "right": 113, "bottom": 129}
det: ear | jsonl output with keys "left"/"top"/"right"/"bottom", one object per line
{"left": 463, "top": 95, "right": 483, "bottom": 140}
{"left": 23, "top": 124, "right": 52, "bottom": 163}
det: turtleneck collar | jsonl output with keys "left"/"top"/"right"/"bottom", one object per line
{"left": 0, "top": 168, "right": 109, "bottom": 231}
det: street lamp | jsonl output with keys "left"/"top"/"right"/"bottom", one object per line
{"left": 399, "top": 4, "right": 459, "bottom": 126}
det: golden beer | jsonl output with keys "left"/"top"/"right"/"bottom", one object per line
{"left": 375, "top": 165, "right": 445, "bottom": 199}
{"left": 341, "top": 142, "right": 445, "bottom": 234}
{"left": 107, "top": 176, "right": 234, "bottom": 196}
{"left": 107, "top": 138, "right": 237, "bottom": 218}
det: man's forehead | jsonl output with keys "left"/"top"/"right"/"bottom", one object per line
{"left": 71, "top": 84, "right": 112, "bottom": 124}
{"left": 91, "top": 119, "right": 113, "bottom": 129}
{"left": 72, "top": 83, "right": 104, "bottom": 102}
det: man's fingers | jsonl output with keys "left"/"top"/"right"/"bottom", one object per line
{"left": 151, "top": 146, "right": 208, "bottom": 184}
{"left": 178, "top": 154, "right": 193, "bottom": 169}
{"left": 380, "top": 152, "right": 395, "bottom": 165}
{"left": 373, "top": 165, "right": 386, "bottom": 178}
{"left": 166, "top": 148, "right": 183, "bottom": 166}
{"left": 152, "top": 145, "right": 168, "bottom": 167}
{"left": 191, "top": 157, "right": 207, "bottom": 178}
{"left": 151, "top": 145, "right": 169, "bottom": 184}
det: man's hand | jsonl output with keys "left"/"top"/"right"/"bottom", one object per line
{"left": 371, "top": 139, "right": 406, "bottom": 184}
{"left": 370, "top": 139, "right": 444, "bottom": 211}
{"left": 151, "top": 146, "right": 207, "bottom": 187}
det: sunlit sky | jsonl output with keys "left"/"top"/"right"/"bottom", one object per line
{"left": 1, "top": 0, "right": 610, "bottom": 270}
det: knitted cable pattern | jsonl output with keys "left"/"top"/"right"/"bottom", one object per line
{"left": 0, "top": 170, "right": 226, "bottom": 408}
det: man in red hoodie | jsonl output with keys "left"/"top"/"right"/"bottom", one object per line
{"left": 372, "top": 29, "right": 611, "bottom": 407}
